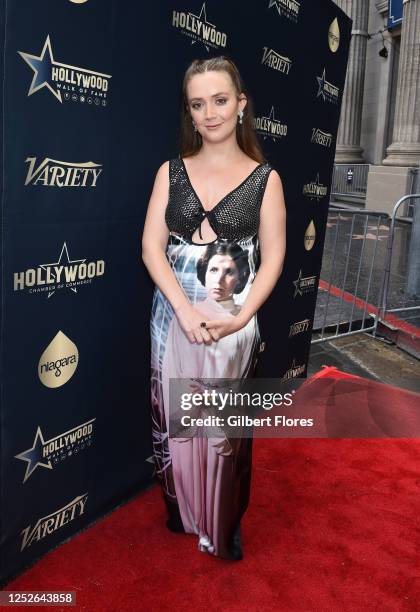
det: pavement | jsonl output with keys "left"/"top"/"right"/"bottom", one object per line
{"left": 308, "top": 331, "right": 420, "bottom": 394}
{"left": 308, "top": 201, "right": 420, "bottom": 394}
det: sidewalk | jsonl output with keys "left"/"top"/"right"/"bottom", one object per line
{"left": 309, "top": 332, "right": 420, "bottom": 394}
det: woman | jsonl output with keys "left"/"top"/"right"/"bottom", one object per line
{"left": 142, "top": 55, "right": 286, "bottom": 560}
{"left": 161, "top": 242, "right": 260, "bottom": 558}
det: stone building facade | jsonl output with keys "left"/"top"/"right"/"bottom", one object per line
{"left": 334, "top": 0, "right": 419, "bottom": 214}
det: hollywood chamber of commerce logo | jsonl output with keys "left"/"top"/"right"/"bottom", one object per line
{"left": 15, "top": 418, "right": 95, "bottom": 483}
{"left": 13, "top": 242, "right": 105, "bottom": 298}
{"left": 268, "top": 0, "right": 300, "bottom": 23}
{"left": 281, "top": 358, "right": 306, "bottom": 381}
{"left": 20, "top": 493, "right": 88, "bottom": 551}
{"left": 172, "top": 3, "right": 227, "bottom": 51}
{"left": 254, "top": 106, "right": 287, "bottom": 142}
{"left": 316, "top": 68, "right": 339, "bottom": 104}
{"left": 328, "top": 18, "right": 340, "bottom": 53}
{"left": 289, "top": 318, "right": 311, "bottom": 337}
{"left": 311, "top": 128, "right": 333, "bottom": 148}
{"left": 303, "top": 174, "right": 328, "bottom": 202}
{"left": 38, "top": 330, "right": 79, "bottom": 388}
{"left": 18, "top": 35, "right": 111, "bottom": 106}
{"left": 261, "top": 47, "right": 292, "bottom": 75}
{"left": 25, "top": 157, "right": 102, "bottom": 188}
{"left": 293, "top": 269, "right": 317, "bottom": 297}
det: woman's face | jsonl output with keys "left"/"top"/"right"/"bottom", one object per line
{"left": 186, "top": 70, "right": 246, "bottom": 141}
{"left": 205, "top": 254, "right": 239, "bottom": 300}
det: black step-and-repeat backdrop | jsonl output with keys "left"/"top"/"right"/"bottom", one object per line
{"left": 0, "top": 0, "right": 351, "bottom": 584}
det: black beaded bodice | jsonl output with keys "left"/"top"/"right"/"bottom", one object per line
{"left": 165, "top": 158, "right": 273, "bottom": 243}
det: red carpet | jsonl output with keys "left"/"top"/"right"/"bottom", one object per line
{"left": 6, "top": 372, "right": 420, "bottom": 611}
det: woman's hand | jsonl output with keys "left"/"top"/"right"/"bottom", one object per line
{"left": 175, "top": 303, "right": 217, "bottom": 345}
{"left": 204, "top": 314, "right": 248, "bottom": 341}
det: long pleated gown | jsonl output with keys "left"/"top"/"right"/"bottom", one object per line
{"left": 149, "top": 157, "right": 273, "bottom": 560}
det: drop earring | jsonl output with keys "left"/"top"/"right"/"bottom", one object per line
{"left": 238, "top": 110, "right": 243, "bottom": 125}
{"left": 192, "top": 120, "right": 197, "bottom": 132}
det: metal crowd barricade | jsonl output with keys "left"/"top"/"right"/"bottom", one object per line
{"left": 377, "top": 194, "right": 420, "bottom": 326}
{"left": 312, "top": 207, "right": 389, "bottom": 343}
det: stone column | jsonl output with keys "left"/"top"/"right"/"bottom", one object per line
{"left": 334, "top": 0, "right": 370, "bottom": 163}
{"left": 383, "top": 0, "right": 420, "bottom": 166}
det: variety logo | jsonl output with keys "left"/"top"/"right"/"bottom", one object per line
{"left": 13, "top": 242, "right": 105, "bottom": 298}
{"left": 25, "top": 157, "right": 102, "bottom": 187}
{"left": 254, "top": 106, "right": 288, "bottom": 142}
{"left": 15, "top": 419, "right": 95, "bottom": 483}
{"left": 304, "top": 220, "right": 316, "bottom": 251}
{"left": 311, "top": 128, "right": 333, "bottom": 148}
{"left": 268, "top": 0, "right": 300, "bottom": 23}
{"left": 281, "top": 358, "right": 306, "bottom": 381}
{"left": 328, "top": 17, "right": 340, "bottom": 53}
{"left": 303, "top": 174, "right": 328, "bottom": 201}
{"left": 261, "top": 47, "right": 292, "bottom": 75}
{"left": 38, "top": 331, "right": 79, "bottom": 388}
{"left": 18, "top": 35, "right": 111, "bottom": 106}
{"left": 172, "top": 3, "right": 227, "bottom": 51}
{"left": 20, "top": 493, "right": 88, "bottom": 551}
{"left": 293, "top": 269, "right": 317, "bottom": 297}
{"left": 316, "top": 68, "right": 339, "bottom": 104}
{"left": 289, "top": 318, "right": 311, "bottom": 337}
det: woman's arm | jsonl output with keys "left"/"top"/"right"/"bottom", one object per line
{"left": 205, "top": 169, "right": 286, "bottom": 338}
{"left": 142, "top": 162, "right": 215, "bottom": 345}
{"left": 236, "top": 169, "right": 286, "bottom": 325}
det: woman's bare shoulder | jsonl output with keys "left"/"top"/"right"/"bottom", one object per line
{"left": 266, "top": 166, "right": 283, "bottom": 185}
{"left": 157, "top": 160, "right": 170, "bottom": 174}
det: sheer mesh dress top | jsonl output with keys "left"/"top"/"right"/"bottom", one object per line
{"left": 165, "top": 157, "right": 274, "bottom": 243}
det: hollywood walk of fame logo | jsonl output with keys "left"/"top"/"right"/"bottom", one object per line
{"left": 316, "top": 68, "right": 340, "bottom": 104}
{"left": 15, "top": 419, "right": 95, "bottom": 483}
{"left": 18, "top": 35, "right": 111, "bottom": 105}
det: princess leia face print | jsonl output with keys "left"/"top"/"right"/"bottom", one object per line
{"left": 204, "top": 254, "right": 239, "bottom": 301}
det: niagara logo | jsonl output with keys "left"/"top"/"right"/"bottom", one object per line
{"left": 18, "top": 35, "right": 111, "bottom": 105}
{"left": 328, "top": 18, "right": 340, "bottom": 53}
{"left": 38, "top": 330, "right": 79, "bottom": 388}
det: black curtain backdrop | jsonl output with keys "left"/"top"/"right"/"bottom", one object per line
{"left": 0, "top": 0, "right": 351, "bottom": 584}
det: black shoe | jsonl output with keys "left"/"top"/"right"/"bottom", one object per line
{"left": 163, "top": 493, "right": 186, "bottom": 533}
{"left": 166, "top": 517, "right": 186, "bottom": 533}
{"left": 228, "top": 524, "right": 243, "bottom": 561}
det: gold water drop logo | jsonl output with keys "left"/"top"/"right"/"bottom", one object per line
{"left": 328, "top": 18, "right": 340, "bottom": 52}
{"left": 304, "top": 219, "right": 316, "bottom": 250}
{"left": 38, "top": 331, "right": 79, "bottom": 388}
